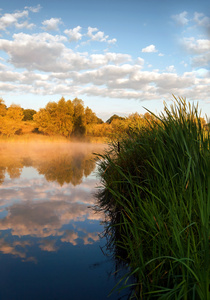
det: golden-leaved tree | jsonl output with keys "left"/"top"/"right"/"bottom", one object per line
{"left": 33, "top": 97, "right": 74, "bottom": 137}
{"left": 72, "top": 98, "right": 86, "bottom": 136}
{"left": 0, "top": 102, "right": 24, "bottom": 136}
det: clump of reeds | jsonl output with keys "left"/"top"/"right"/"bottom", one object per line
{"left": 96, "top": 96, "right": 210, "bottom": 299}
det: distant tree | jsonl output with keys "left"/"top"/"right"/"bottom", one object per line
{"left": 106, "top": 114, "right": 125, "bottom": 124}
{"left": 0, "top": 99, "right": 7, "bottom": 117}
{"left": 55, "top": 97, "right": 74, "bottom": 136}
{"left": 96, "top": 117, "right": 104, "bottom": 124}
{"left": 32, "top": 97, "right": 104, "bottom": 138}
{"left": 23, "top": 109, "right": 37, "bottom": 121}
{"left": 33, "top": 97, "right": 74, "bottom": 137}
{"left": 72, "top": 98, "right": 86, "bottom": 136}
{"left": 33, "top": 108, "right": 53, "bottom": 134}
{"left": 85, "top": 106, "right": 97, "bottom": 124}
{"left": 0, "top": 104, "right": 24, "bottom": 136}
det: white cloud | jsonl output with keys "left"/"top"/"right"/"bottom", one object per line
{"left": 87, "top": 26, "right": 116, "bottom": 44}
{"left": 182, "top": 37, "right": 210, "bottom": 67}
{"left": 194, "top": 12, "right": 210, "bottom": 29}
{"left": 0, "top": 32, "right": 72, "bottom": 72}
{"left": 171, "top": 11, "right": 189, "bottom": 26}
{"left": 90, "top": 52, "right": 131, "bottom": 66}
{"left": 191, "top": 52, "right": 210, "bottom": 68}
{"left": 136, "top": 57, "right": 144, "bottom": 66}
{"left": 87, "top": 26, "right": 108, "bottom": 42}
{"left": 142, "top": 44, "right": 157, "bottom": 53}
{"left": 42, "top": 18, "right": 63, "bottom": 31}
{"left": 15, "top": 21, "right": 35, "bottom": 30}
{"left": 0, "top": 9, "right": 35, "bottom": 30}
{"left": 107, "top": 38, "right": 117, "bottom": 44}
{"left": 0, "top": 32, "right": 129, "bottom": 73}
{"left": 165, "top": 65, "right": 176, "bottom": 73}
{"left": 64, "top": 26, "right": 82, "bottom": 42}
{"left": 24, "top": 4, "right": 42, "bottom": 13}
{"left": 182, "top": 37, "right": 210, "bottom": 54}
{"left": 1, "top": 64, "right": 210, "bottom": 103}
{"left": 0, "top": 7, "right": 209, "bottom": 106}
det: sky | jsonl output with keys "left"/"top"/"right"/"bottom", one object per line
{"left": 0, "top": 0, "right": 209, "bottom": 121}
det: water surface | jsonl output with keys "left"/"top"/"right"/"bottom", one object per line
{"left": 0, "top": 142, "right": 125, "bottom": 300}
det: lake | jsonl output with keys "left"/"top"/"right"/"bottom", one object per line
{"left": 0, "top": 141, "right": 128, "bottom": 300}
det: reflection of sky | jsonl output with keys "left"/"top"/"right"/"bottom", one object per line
{"left": 21, "top": 166, "right": 43, "bottom": 179}
{"left": 0, "top": 165, "right": 102, "bottom": 253}
{"left": 0, "top": 143, "right": 107, "bottom": 257}
{"left": 0, "top": 143, "right": 128, "bottom": 300}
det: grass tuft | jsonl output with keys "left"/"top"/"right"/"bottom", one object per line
{"left": 96, "top": 96, "right": 210, "bottom": 299}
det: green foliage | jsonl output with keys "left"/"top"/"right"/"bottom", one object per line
{"left": 96, "top": 96, "right": 210, "bottom": 299}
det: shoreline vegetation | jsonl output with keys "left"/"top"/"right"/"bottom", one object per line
{"left": 2, "top": 96, "right": 208, "bottom": 143}
{"left": 96, "top": 97, "right": 210, "bottom": 299}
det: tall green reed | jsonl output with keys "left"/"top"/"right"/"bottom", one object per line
{"left": 96, "top": 96, "right": 210, "bottom": 299}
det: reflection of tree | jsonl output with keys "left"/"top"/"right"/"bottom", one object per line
{"left": 7, "top": 164, "right": 23, "bottom": 179}
{"left": 0, "top": 142, "right": 104, "bottom": 185}
{"left": 0, "top": 155, "right": 23, "bottom": 182}
{"left": 0, "top": 167, "right": 6, "bottom": 184}
{"left": 37, "top": 152, "right": 95, "bottom": 186}
{"left": 21, "top": 157, "right": 33, "bottom": 167}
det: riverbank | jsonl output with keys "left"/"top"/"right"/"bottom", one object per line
{"left": 0, "top": 133, "right": 108, "bottom": 144}
{"left": 96, "top": 97, "right": 210, "bottom": 299}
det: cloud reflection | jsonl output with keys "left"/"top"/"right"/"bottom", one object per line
{"left": 0, "top": 142, "right": 105, "bottom": 261}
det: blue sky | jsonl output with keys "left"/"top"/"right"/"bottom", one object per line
{"left": 0, "top": 0, "right": 209, "bottom": 121}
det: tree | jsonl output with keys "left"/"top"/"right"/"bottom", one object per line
{"left": 0, "top": 99, "right": 7, "bottom": 117}
{"left": 23, "top": 109, "right": 37, "bottom": 121}
{"left": 33, "top": 108, "right": 53, "bottom": 134}
{"left": 33, "top": 98, "right": 74, "bottom": 137}
{"left": 96, "top": 117, "right": 104, "bottom": 124}
{"left": 106, "top": 114, "right": 125, "bottom": 124}
{"left": 0, "top": 104, "right": 24, "bottom": 136}
{"left": 85, "top": 106, "right": 98, "bottom": 125}
{"left": 72, "top": 98, "right": 86, "bottom": 136}
{"left": 55, "top": 97, "right": 74, "bottom": 136}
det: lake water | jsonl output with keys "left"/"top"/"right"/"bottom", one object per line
{"left": 0, "top": 142, "right": 127, "bottom": 300}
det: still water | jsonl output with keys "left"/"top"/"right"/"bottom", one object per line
{"left": 0, "top": 142, "right": 126, "bottom": 300}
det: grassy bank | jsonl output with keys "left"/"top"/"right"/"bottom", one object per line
{"left": 96, "top": 97, "right": 210, "bottom": 299}
{"left": 0, "top": 132, "right": 108, "bottom": 144}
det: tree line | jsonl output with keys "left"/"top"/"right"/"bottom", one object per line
{"left": 0, "top": 97, "right": 208, "bottom": 138}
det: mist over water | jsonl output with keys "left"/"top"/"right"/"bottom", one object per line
{"left": 0, "top": 141, "right": 124, "bottom": 300}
